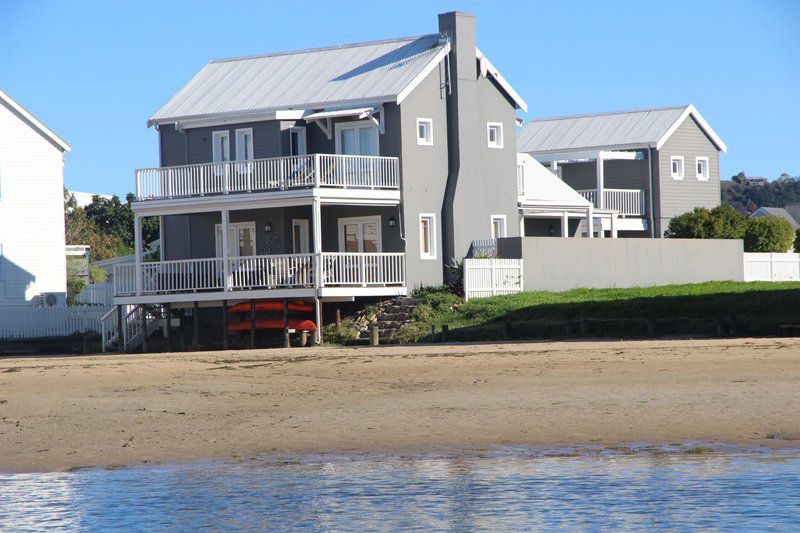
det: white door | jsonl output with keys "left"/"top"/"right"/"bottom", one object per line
{"left": 336, "top": 122, "right": 378, "bottom": 156}
{"left": 290, "top": 127, "right": 307, "bottom": 156}
{"left": 212, "top": 131, "right": 230, "bottom": 163}
{"left": 235, "top": 128, "right": 254, "bottom": 161}
{"left": 215, "top": 222, "right": 256, "bottom": 257}
{"left": 338, "top": 217, "right": 381, "bottom": 253}
{"left": 292, "top": 219, "right": 310, "bottom": 253}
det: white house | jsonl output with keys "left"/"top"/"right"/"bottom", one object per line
{"left": 0, "top": 89, "right": 71, "bottom": 305}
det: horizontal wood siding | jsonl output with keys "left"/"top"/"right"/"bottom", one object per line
{"left": 656, "top": 116, "right": 721, "bottom": 235}
{"left": 0, "top": 99, "right": 67, "bottom": 304}
{"left": 176, "top": 121, "right": 283, "bottom": 165}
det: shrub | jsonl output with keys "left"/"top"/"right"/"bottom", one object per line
{"left": 743, "top": 216, "right": 795, "bottom": 252}
{"left": 665, "top": 205, "right": 746, "bottom": 239}
{"left": 794, "top": 229, "right": 800, "bottom": 253}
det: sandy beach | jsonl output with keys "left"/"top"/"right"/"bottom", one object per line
{"left": 1, "top": 337, "right": 799, "bottom": 472}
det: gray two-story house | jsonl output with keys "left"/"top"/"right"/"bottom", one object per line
{"left": 517, "top": 105, "right": 727, "bottom": 238}
{"left": 108, "top": 11, "right": 525, "bottom": 350}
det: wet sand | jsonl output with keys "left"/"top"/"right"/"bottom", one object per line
{"left": 1, "top": 338, "right": 799, "bottom": 472}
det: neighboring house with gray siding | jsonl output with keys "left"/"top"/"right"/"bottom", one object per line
{"left": 517, "top": 105, "right": 727, "bottom": 238}
{"left": 749, "top": 206, "right": 800, "bottom": 231}
{"left": 113, "top": 11, "right": 525, "bottom": 346}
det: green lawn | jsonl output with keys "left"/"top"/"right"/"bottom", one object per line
{"left": 397, "top": 282, "right": 800, "bottom": 341}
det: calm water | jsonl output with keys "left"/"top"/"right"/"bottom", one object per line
{"left": 1, "top": 450, "right": 799, "bottom": 531}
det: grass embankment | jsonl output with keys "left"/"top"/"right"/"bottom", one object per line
{"left": 390, "top": 281, "right": 800, "bottom": 342}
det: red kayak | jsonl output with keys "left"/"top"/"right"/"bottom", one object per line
{"left": 227, "top": 318, "right": 317, "bottom": 333}
{"left": 228, "top": 300, "right": 313, "bottom": 314}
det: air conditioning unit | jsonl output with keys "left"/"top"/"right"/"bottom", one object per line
{"left": 39, "top": 293, "right": 59, "bottom": 307}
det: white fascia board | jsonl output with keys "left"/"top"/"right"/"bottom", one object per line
{"left": 131, "top": 190, "right": 316, "bottom": 216}
{"left": 529, "top": 146, "right": 649, "bottom": 163}
{"left": 0, "top": 89, "right": 71, "bottom": 152}
{"left": 475, "top": 48, "right": 528, "bottom": 113}
{"left": 303, "top": 106, "right": 375, "bottom": 121}
{"left": 396, "top": 42, "right": 451, "bottom": 105}
{"left": 115, "top": 288, "right": 317, "bottom": 306}
{"left": 149, "top": 96, "right": 398, "bottom": 128}
{"left": 318, "top": 287, "right": 407, "bottom": 298}
{"left": 655, "top": 104, "right": 728, "bottom": 153}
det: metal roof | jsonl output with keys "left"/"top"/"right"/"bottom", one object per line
{"left": 149, "top": 35, "right": 446, "bottom": 126}
{"left": 751, "top": 207, "right": 800, "bottom": 230}
{"left": 518, "top": 105, "right": 727, "bottom": 154}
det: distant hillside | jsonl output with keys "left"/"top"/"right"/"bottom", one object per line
{"left": 722, "top": 172, "right": 800, "bottom": 214}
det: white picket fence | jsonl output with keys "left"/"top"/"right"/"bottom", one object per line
{"left": 463, "top": 258, "right": 524, "bottom": 300}
{"left": 0, "top": 305, "right": 112, "bottom": 340}
{"left": 75, "top": 282, "right": 115, "bottom": 305}
{"left": 743, "top": 252, "right": 800, "bottom": 282}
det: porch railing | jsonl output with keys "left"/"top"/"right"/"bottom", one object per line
{"left": 113, "top": 252, "right": 406, "bottom": 296}
{"left": 577, "top": 188, "right": 645, "bottom": 216}
{"left": 135, "top": 154, "right": 400, "bottom": 201}
{"left": 320, "top": 253, "right": 405, "bottom": 287}
{"left": 228, "top": 254, "right": 315, "bottom": 290}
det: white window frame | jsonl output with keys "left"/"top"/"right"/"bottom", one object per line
{"left": 334, "top": 120, "right": 380, "bottom": 155}
{"left": 235, "top": 128, "right": 254, "bottom": 161}
{"left": 212, "top": 130, "right": 230, "bottom": 163}
{"left": 416, "top": 118, "right": 433, "bottom": 146}
{"left": 289, "top": 126, "right": 307, "bottom": 156}
{"left": 418, "top": 213, "right": 437, "bottom": 260}
{"left": 487, "top": 122, "right": 504, "bottom": 149}
{"left": 696, "top": 156, "right": 709, "bottom": 181}
{"left": 337, "top": 215, "right": 383, "bottom": 253}
{"left": 214, "top": 221, "right": 256, "bottom": 258}
{"left": 491, "top": 215, "right": 507, "bottom": 238}
{"left": 291, "top": 219, "right": 310, "bottom": 253}
{"left": 670, "top": 156, "right": 685, "bottom": 180}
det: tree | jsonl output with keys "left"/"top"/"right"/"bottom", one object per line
{"left": 743, "top": 216, "right": 795, "bottom": 252}
{"left": 731, "top": 171, "right": 747, "bottom": 185}
{"left": 665, "top": 206, "right": 747, "bottom": 239}
{"left": 793, "top": 229, "right": 800, "bottom": 253}
{"left": 64, "top": 190, "right": 127, "bottom": 260}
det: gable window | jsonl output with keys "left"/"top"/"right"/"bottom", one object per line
{"left": 235, "top": 128, "right": 254, "bottom": 161}
{"left": 670, "top": 156, "right": 684, "bottom": 180}
{"left": 491, "top": 215, "right": 507, "bottom": 238}
{"left": 487, "top": 122, "right": 504, "bottom": 149}
{"left": 416, "top": 118, "right": 433, "bottom": 146}
{"left": 696, "top": 157, "right": 709, "bottom": 181}
{"left": 419, "top": 214, "right": 436, "bottom": 260}
{"left": 335, "top": 121, "right": 379, "bottom": 156}
{"left": 212, "top": 131, "right": 230, "bottom": 163}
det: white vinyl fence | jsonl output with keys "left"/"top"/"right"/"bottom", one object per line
{"left": 743, "top": 252, "right": 800, "bottom": 282}
{"left": 464, "top": 258, "right": 524, "bottom": 300}
{"left": 0, "top": 305, "right": 113, "bottom": 340}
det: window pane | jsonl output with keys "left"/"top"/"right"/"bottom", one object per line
{"left": 418, "top": 123, "right": 426, "bottom": 140}
{"left": 359, "top": 127, "right": 377, "bottom": 156}
{"left": 362, "top": 222, "right": 378, "bottom": 252}
{"left": 340, "top": 129, "right": 358, "bottom": 155}
{"left": 238, "top": 228, "right": 254, "bottom": 256}
{"left": 489, "top": 127, "right": 496, "bottom": 143}
{"left": 293, "top": 225, "right": 301, "bottom": 253}
{"left": 420, "top": 219, "right": 430, "bottom": 254}
{"left": 344, "top": 224, "right": 359, "bottom": 252}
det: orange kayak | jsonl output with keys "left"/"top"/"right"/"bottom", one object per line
{"left": 227, "top": 318, "right": 317, "bottom": 333}
{"left": 228, "top": 300, "right": 313, "bottom": 313}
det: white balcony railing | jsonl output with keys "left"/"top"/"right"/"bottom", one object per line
{"left": 113, "top": 253, "right": 405, "bottom": 296}
{"left": 135, "top": 154, "right": 400, "bottom": 201}
{"left": 577, "top": 188, "right": 645, "bottom": 216}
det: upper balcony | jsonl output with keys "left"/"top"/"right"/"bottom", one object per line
{"left": 135, "top": 153, "right": 400, "bottom": 202}
{"left": 576, "top": 188, "right": 645, "bottom": 217}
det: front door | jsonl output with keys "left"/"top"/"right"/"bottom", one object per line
{"left": 215, "top": 222, "right": 256, "bottom": 257}
{"left": 292, "top": 219, "right": 310, "bottom": 253}
{"left": 338, "top": 216, "right": 381, "bottom": 253}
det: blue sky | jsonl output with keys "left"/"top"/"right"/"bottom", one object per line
{"left": 2, "top": 0, "right": 798, "bottom": 196}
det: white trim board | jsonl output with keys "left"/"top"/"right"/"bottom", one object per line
{"left": 655, "top": 104, "right": 727, "bottom": 152}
